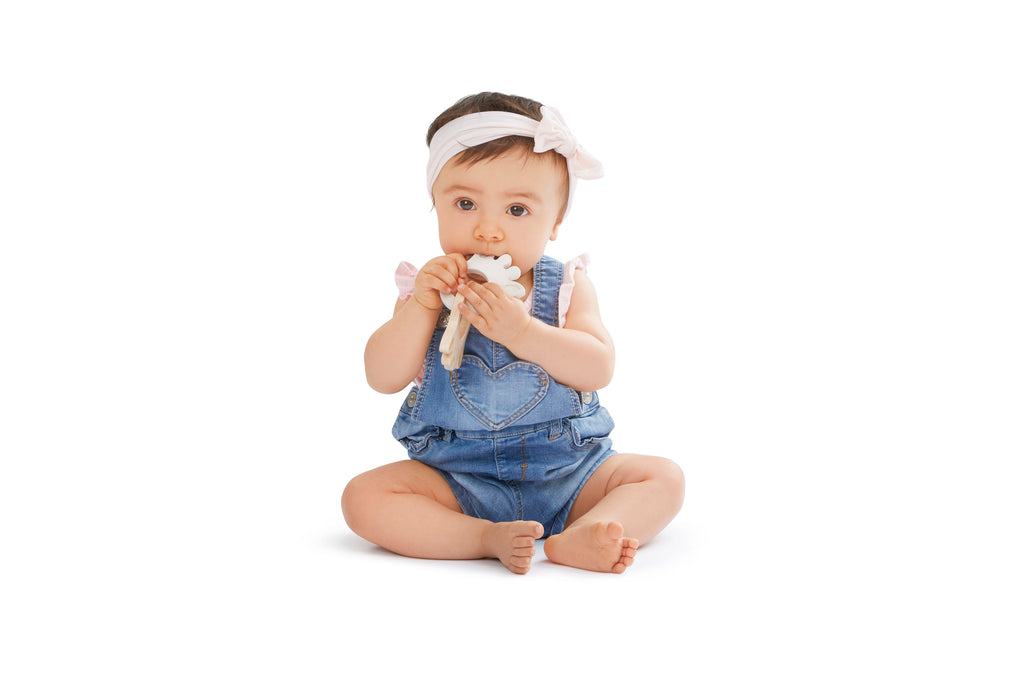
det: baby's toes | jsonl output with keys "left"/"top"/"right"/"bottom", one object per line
{"left": 613, "top": 552, "right": 636, "bottom": 573}
{"left": 613, "top": 539, "right": 639, "bottom": 573}
{"left": 512, "top": 535, "right": 538, "bottom": 550}
{"left": 507, "top": 553, "right": 533, "bottom": 573}
{"left": 510, "top": 546, "right": 534, "bottom": 560}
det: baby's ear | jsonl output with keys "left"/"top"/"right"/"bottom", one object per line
{"left": 550, "top": 222, "right": 561, "bottom": 241}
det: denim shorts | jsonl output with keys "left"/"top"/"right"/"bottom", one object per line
{"left": 393, "top": 408, "right": 616, "bottom": 537}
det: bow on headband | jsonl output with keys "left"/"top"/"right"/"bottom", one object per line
{"left": 426, "top": 106, "right": 603, "bottom": 216}
{"left": 532, "top": 106, "right": 604, "bottom": 181}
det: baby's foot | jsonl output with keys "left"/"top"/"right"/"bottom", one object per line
{"left": 544, "top": 521, "right": 639, "bottom": 573}
{"left": 482, "top": 521, "right": 544, "bottom": 574}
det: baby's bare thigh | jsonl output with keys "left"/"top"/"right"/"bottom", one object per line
{"left": 346, "top": 460, "right": 461, "bottom": 512}
{"left": 565, "top": 452, "right": 678, "bottom": 524}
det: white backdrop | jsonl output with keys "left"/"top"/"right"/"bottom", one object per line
{"left": 2, "top": 1, "right": 1021, "bottom": 680}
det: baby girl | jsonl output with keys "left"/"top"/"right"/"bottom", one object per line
{"left": 342, "top": 92, "right": 684, "bottom": 574}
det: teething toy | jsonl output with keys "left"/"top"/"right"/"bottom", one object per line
{"left": 439, "top": 254, "right": 526, "bottom": 370}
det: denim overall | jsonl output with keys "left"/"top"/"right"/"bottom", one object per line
{"left": 392, "top": 255, "right": 615, "bottom": 536}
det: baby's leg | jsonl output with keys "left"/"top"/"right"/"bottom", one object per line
{"left": 342, "top": 460, "right": 544, "bottom": 574}
{"left": 544, "top": 454, "right": 685, "bottom": 573}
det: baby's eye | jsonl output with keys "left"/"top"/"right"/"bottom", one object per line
{"left": 457, "top": 199, "right": 476, "bottom": 211}
{"left": 507, "top": 204, "right": 529, "bottom": 217}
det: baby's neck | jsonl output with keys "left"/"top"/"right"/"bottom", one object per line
{"left": 516, "top": 269, "right": 533, "bottom": 301}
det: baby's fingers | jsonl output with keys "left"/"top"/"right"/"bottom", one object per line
{"left": 423, "top": 273, "right": 456, "bottom": 296}
{"left": 416, "top": 269, "right": 451, "bottom": 295}
{"left": 446, "top": 253, "right": 469, "bottom": 281}
{"left": 421, "top": 261, "right": 461, "bottom": 294}
{"left": 435, "top": 254, "right": 471, "bottom": 292}
{"left": 457, "top": 281, "right": 496, "bottom": 312}
{"left": 456, "top": 299, "right": 485, "bottom": 330}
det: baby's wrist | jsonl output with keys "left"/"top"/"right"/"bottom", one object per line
{"left": 410, "top": 292, "right": 444, "bottom": 313}
{"left": 504, "top": 316, "right": 536, "bottom": 355}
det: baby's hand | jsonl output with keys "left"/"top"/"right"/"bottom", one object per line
{"left": 456, "top": 281, "right": 532, "bottom": 348}
{"left": 413, "top": 254, "right": 468, "bottom": 310}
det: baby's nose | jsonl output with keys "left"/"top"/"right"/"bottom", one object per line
{"left": 474, "top": 216, "right": 504, "bottom": 241}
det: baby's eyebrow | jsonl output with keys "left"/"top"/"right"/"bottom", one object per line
{"left": 440, "top": 184, "right": 543, "bottom": 205}
{"left": 504, "top": 190, "right": 542, "bottom": 203}
{"left": 440, "top": 184, "right": 480, "bottom": 196}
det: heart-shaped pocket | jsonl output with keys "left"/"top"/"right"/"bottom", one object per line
{"left": 450, "top": 356, "right": 549, "bottom": 430}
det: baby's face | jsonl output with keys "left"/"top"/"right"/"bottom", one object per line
{"left": 431, "top": 150, "right": 567, "bottom": 284}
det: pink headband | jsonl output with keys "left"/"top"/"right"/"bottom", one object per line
{"left": 426, "top": 106, "right": 603, "bottom": 215}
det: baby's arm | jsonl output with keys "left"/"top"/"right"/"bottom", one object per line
{"left": 364, "top": 255, "right": 468, "bottom": 394}
{"left": 458, "top": 269, "right": 615, "bottom": 392}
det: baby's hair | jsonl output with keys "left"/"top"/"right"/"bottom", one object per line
{"left": 427, "top": 92, "right": 549, "bottom": 166}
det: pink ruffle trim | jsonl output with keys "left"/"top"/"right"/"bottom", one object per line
{"left": 395, "top": 261, "right": 418, "bottom": 302}
{"left": 557, "top": 253, "right": 589, "bottom": 327}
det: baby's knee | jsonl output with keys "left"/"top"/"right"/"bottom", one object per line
{"left": 650, "top": 456, "right": 686, "bottom": 502}
{"left": 341, "top": 471, "right": 379, "bottom": 532}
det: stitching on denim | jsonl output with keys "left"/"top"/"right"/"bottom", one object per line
{"left": 452, "top": 421, "right": 551, "bottom": 440}
{"left": 570, "top": 390, "right": 582, "bottom": 415}
{"left": 450, "top": 358, "right": 549, "bottom": 430}
{"left": 519, "top": 434, "right": 528, "bottom": 481}
{"left": 415, "top": 328, "right": 443, "bottom": 420}
{"left": 400, "top": 426, "right": 442, "bottom": 455}
{"left": 530, "top": 255, "right": 562, "bottom": 327}
{"left": 492, "top": 436, "right": 504, "bottom": 481}
{"left": 564, "top": 413, "right": 614, "bottom": 451}
{"left": 508, "top": 481, "right": 523, "bottom": 520}
{"left": 548, "top": 258, "right": 563, "bottom": 326}
{"left": 536, "top": 255, "right": 544, "bottom": 321}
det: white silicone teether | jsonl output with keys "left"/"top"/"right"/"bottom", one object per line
{"left": 440, "top": 254, "right": 526, "bottom": 310}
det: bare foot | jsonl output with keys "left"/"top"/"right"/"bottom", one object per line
{"left": 544, "top": 521, "right": 639, "bottom": 573}
{"left": 482, "top": 521, "right": 544, "bottom": 574}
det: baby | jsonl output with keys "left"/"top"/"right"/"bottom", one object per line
{"left": 342, "top": 92, "right": 685, "bottom": 574}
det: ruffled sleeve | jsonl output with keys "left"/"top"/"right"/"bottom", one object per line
{"left": 557, "top": 253, "right": 590, "bottom": 327}
{"left": 394, "top": 261, "right": 425, "bottom": 384}
{"left": 395, "top": 261, "right": 418, "bottom": 301}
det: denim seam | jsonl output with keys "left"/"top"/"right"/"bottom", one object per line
{"left": 518, "top": 434, "right": 528, "bottom": 481}
{"left": 398, "top": 426, "right": 442, "bottom": 455}
{"left": 492, "top": 437, "right": 504, "bottom": 481}
{"left": 509, "top": 481, "right": 523, "bottom": 521}
{"left": 450, "top": 421, "right": 552, "bottom": 440}
{"left": 414, "top": 329, "right": 442, "bottom": 421}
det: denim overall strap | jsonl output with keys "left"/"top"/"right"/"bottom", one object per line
{"left": 530, "top": 255, "right": 563, "bottom": 328}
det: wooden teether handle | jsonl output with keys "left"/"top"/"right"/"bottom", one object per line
{"left": 440, "top": 294, "right": 472, "bottom": 370}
